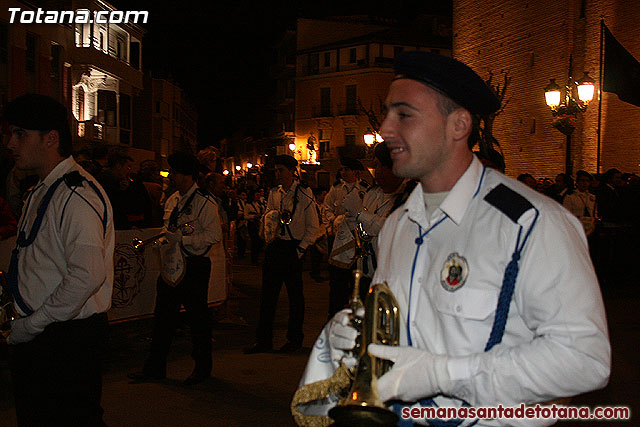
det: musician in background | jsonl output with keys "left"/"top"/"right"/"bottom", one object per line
{"left": 3, "top": 94, "right": 114, "bottom": 426}
{"left": 244, "top": 155, "right": 318, "bottom": 354}
{"left": 301, "top": 52, "right": 610, "bottom": 426}
{"left": 129, "top": 151, "right": 221, "bottom": 386}
{"left": 324, "top": 157, "right": 370, "bottom": 318}
{"left": 341, "top": 142, "right": 416, "bottom": 301}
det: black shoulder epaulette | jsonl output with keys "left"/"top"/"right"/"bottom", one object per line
{"left": 196, "top": 188, "right": 211, "bottom": 197}
{"left": 360, "top": 180, "right": 370, "bottom": 188}
{"left": 484, "top": 183, "right": 534, "bottom": 223}
{"left": 63, "top": 171, "right": 84, "bottom": 188}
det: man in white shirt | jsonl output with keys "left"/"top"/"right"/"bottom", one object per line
{"left": 563, "top": 170, "right": 597, "bottom": 237}
{"left": 245, "top": 155, "right": 319, "bottom": 354}
{"left": 300, "top": 51, "right": 610, "bottom": 426}
{"left": 3, "top": 94, "right": 114, "bottom": 426}
{"left": 129, "top": 151, "right": 222, "bottom": 386}
{"left": 325, "top": 157, "right": 370, "bottom": 317}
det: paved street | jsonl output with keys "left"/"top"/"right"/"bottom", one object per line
{"left": 0, "top": 256, "right": 637, "bottom": 426}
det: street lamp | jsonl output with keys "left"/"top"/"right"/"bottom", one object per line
{"left": 363, "top": 132, "right": 375, "bottom": 147}
{"left": 544, "top": 55, "right": 595, "bottom": 175}
{"left": 288, "top": 142, "right": 296, "bottom": 152}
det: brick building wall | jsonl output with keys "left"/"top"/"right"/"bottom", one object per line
{"left": 454, "top": 0, "right": 640, "bottom": 179}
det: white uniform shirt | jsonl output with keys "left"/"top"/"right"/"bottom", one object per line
{"left": 14, "top": 156, "right": 114, "bottom": 336}
{"left": 563, "top": 190, "right": 597, "bottom": 236}
{"left": 266, "top": 181, "right": 319, "bottom": 250}
{"left": 373, "top": 157, "right": 610, "bottom": 426}
{"left": 163, "top": 184, "right": 222, "bottom": 256}
{"left": 323, "top": 180, "right": 369, "bottom": 226}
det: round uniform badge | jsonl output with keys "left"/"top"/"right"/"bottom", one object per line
{"left": 440, "top": 252, "right": 469, "bottom": 292}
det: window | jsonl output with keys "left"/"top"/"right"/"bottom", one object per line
{"left": 0, "top": 21, "right": 7, "bottom": 63}
{"left": 119, "top": 93, "right": 131, "bottom": 130}
{"left": 97, "top": 90, "right": 117, "bottom": 126}
{"left": 346, "top": 85, "right": 357, "bottom": 115}
{"left": 310, "top": 53, "right": 319, "bottom": 74}
{"left": 26, "top": 33, "right": 37, "bottom": 72}
{"left": 349, "top": 48, "right": 357, "bottom": 63}
{"left": 130, "top": 41, "right": 140, "bottom": 70}
{"left": 344, "top": 128, "right": 356, "bottom": 145}
{"left": 320, "top": 87, "right": 331, "bottom": 116}
{"left": 324, "top": 52, "right": 330, "bottom": 67}
{"left": 76, "top": 87, "right": 85, "bottom": 121}
{"left": 50, "top": 44, "right": 61, "bottom": 79}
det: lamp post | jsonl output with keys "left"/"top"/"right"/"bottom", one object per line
{"left": 544, "top": 55, "right": 595, "bottom": 175}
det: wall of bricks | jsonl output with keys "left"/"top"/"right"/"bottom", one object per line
{"left": 454, "top": 0, "right": 640, "bottom": 179}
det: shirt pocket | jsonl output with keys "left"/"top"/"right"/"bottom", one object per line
{"left": 433, "top": 287, "right": 498, "bottom": 321}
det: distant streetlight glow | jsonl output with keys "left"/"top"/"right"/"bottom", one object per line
{"left": 223, "top": 169, "right": 229, "bottom": 175}
{"left": 247, "top": 162, "right": 253, "bottom": 168}
{"left": 289, "top": 143, "right": 296, "bottom": 151}
{"left": 235, "top": 165, "right": 241, "bottom": 171}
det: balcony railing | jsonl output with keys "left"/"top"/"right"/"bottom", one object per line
{"left": 312, "top": 105, "right": 333, "bottom": 118}
{"left": 337, "top": 103, "right": 359, "bottom": 116}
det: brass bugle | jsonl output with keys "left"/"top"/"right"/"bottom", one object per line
{"left": 280, "top": 209, "right": 292, "bottom": 225}
{"left": 132, "top": 223, "right": 195, "bottom": 252}
{"left": 329, "top": 270, "right": 400, "bottom": 426}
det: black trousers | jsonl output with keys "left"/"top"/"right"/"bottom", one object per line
{"left": 145, "top": 256, "right": 212, "bottom": 376}
{"left": 256, "top": 239, "right": 304, "bottom": 346}
{"left": 10, "top": 312, "right": 108, "bottom": 427}
{"left": 248, "top": 220, "right": 262, "bottom": 264}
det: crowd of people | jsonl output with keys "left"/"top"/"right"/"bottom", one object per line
{"left": 0, "top": 50, "right": 629, "bottom": 426}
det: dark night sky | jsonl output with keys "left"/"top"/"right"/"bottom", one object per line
{"left": 109, "top": 0, "right": 452, "bottom": 147}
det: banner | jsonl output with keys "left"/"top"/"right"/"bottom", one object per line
{"left": 0, "top": 228, "right": 228, "bottom": 322}
{"left": 602, "top": 22, "right": 640, "bottom": 107}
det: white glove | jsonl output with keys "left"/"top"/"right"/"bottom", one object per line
{"left": 328, "top": 308, "right": 363, "bottom": 369}
{"left": 6, "top": 317, "right": 38, "bottom": 345}
{"left": 368, "top": 344, "right": 451, "bottom": 403}
{"left": 343, "top": 190, "right": 363, "bottom": 217}
{"left": 165, "top": 229, "right": 182, "bottom": 245}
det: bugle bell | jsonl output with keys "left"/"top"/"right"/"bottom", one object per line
{"left": 328, "top": 269, "right": 400, "bottom": 426}
{"left": 132, "top": 223, "right": 195, "bottom": 252}
{"left": 280, "top": 209, "right": 293, "bottom": 225}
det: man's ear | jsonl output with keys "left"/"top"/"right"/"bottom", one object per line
{"left": 44, "top": 130, "right": 60, "bottom": 149}
{"left": 448, "top": 109, "right": 473, "bottom": 141}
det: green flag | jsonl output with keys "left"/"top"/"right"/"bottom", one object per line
{"left": 602, "top": 22, "right": 640, "bottom": 107}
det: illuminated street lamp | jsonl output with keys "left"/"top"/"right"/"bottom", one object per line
{"left": 363, "top": 132, "right": 375, "bottom": 147}
{"left": 544, "top": 55, "right": 595, "bottom": 175}
{"left": 223, "top": 169, "right": 229, "bottom": 176}
{"left": 235, "top": 165, "right": 241, "bottom": 172}
{"left": 247, "top": 162, "right": 253, "bottom": 169}
{"left": 288, "top": 142, "right": 296, "bottom": 152}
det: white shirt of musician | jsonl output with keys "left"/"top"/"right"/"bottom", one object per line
{"left": 372, "top": 157, "right": 610, "bottom": 426}
{"left": 13, "top": 156, "right": 115, "bottom": 336}
{"left": 163, "top": 183, "right": 222, "bottom": 256}
{"left": 266, "top": 181, "right": 319, "bottom": 250}
{"left": 323, "top": 180, "right": 368, "bottom": 224}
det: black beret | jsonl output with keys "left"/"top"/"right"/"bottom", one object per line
{"left": 168, "top": 151, "right": 200, "bottom": 177}
{"left": 394, "top": 51, "right": 500, "bottom": 116}
{"left": 274, "top": 154, "right": 298, "bottom": 170}
{"left": 4, "top": 93, "right": 71, "bottom": 134}
{"left": 340, "top": 157, "right": 365, "bottom": 171}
